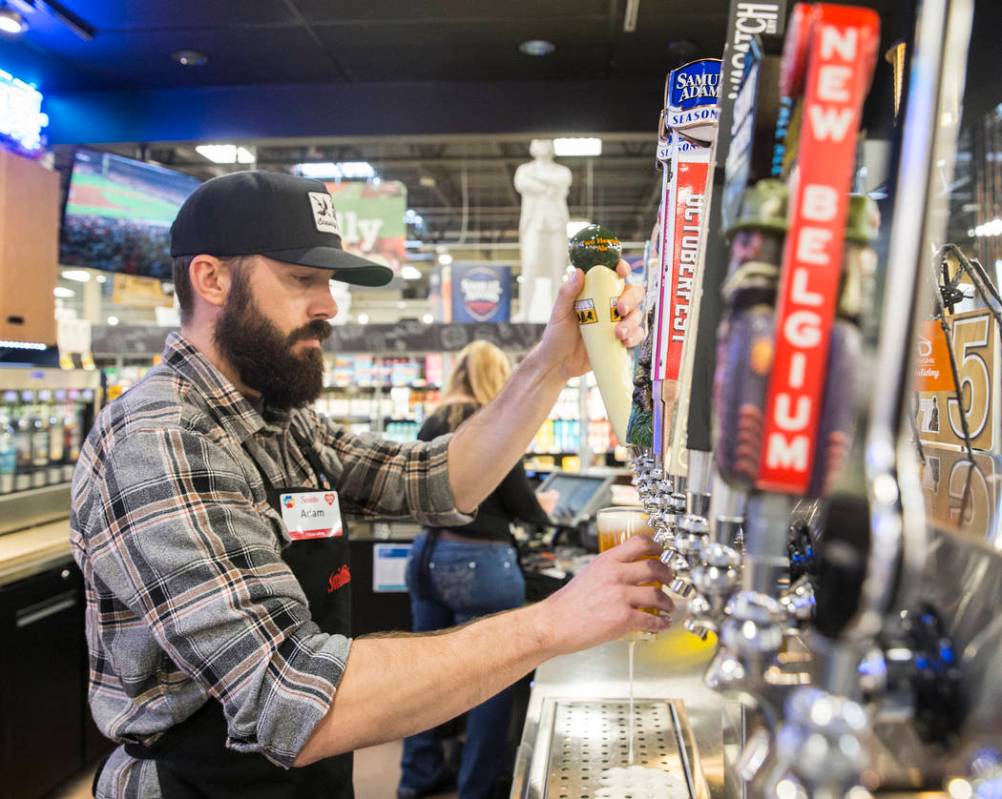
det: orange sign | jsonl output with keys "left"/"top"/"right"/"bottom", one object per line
{"left": 914, "top": 320, "right": 956, "bottom": 392}
{"left": 915, "top": 310, "right": 998, "bottom": 452}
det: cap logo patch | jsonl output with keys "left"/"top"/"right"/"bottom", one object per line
{"left": 308, "top": 191, "right": 341, "bottom": 235}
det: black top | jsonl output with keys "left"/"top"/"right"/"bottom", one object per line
{"left": 420, "top": 402, "right": 551, "bottom": 541}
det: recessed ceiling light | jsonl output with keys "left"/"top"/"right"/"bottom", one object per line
{"left": 61, "top": 269, "right": 91, "bottom": 283}
{"left": 172, "top": 49, "right": 208, "bottom": 67}
{"left": 0, "top": 9, "right": 26, "bottom": 36}
{"left": 53, "top": 287, "right": 75, "bottom": 299}
{"left": 295, "top": 161, "right": 376, "bottom": 180}
{"left": 519, "top": 39, "right": 556, "bottom": 57}
{"left": 107, "top": 316, "right": 120, "bottom": 326}
{"left": 401, "top": 265, "right": 422, "bottom": 280}
{"left": 196, "top": 144, "right": 255, "bottom": 164}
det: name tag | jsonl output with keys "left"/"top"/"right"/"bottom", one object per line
{"left": 280, "top": 490, "right": 344, "bottom": 541}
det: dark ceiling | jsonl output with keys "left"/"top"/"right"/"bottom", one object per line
{"left": 2, "top": 0, "right": 730, "bottom": 93}
{"left": 0, "top": 0, "right": 941, "bottom": 252}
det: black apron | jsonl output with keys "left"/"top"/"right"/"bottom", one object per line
{"left": 123, "top": 427, "right": 354, "bottom": 799}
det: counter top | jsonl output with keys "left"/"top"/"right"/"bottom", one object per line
{"left": 0, "top": 515, "right": 420, "bottom": 589}
{"left": 0, "top": 518, "right": 74, "bottom": 587}
{"left": 512, "top": 626, "right": 741, "bottom": 799}
{"left": 348, "top": 518, "right": 423, "bottom": 542}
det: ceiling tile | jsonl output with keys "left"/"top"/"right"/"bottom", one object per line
{"left": 30, "top": 26, "right": 340, "bottom": 91}
{"left": 314, "top": 17, "right": 618, "bottom": 82}
{"left": 293, "top": 0, "right": 608, "bottom": 23}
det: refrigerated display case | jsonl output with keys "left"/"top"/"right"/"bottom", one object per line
{"left": 0, "top": 368, "right": 101, "bottom": 535}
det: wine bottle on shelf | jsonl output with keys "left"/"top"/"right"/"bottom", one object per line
{"left": 29, "top": 401, "right": 51, "bottom": 488}
{"left": 0, "top": 410, "right": 15, "bottom": 495}
{"left": 47, "top": 399, "right": 66, "bottom": 484}
{"left": 11, "top": 401, "right": 32, "bottom": 493}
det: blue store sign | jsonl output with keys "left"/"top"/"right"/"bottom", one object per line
{"left": 452, "top": 264, "right": 512, "bottom": 323}
{"left": 0, "top": 67, "right": 48, "bottom": 154}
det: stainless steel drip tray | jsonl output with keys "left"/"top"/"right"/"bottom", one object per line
{"left": 519, "top": 697, "right": 709, "bottom": 799}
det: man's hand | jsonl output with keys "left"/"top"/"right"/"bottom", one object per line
{"left": 446, "top": 259, "right": 644, "bottom": 512}
{"left": 536, "top": 259, "right": 646, "bottom": 381}
{"left": 295, "top": 533, "right": 674, "bottom": 765}
{"left": 533, "top": 535, "right": 675, "bottom": 656}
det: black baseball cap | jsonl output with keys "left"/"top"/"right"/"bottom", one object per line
{"left": 170, "top": 170, "right": 394, "bottom": 287}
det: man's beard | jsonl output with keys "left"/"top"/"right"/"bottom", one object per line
{"left": 214, "top": 272, "right": 332, "bottom": 410}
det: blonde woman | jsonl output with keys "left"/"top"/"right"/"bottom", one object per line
{"left": 398, "top": 341, "right": 557, "bottom": 799}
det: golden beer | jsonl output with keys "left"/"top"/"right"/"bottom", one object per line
{"left": 596, "top": 506, "right": 663, "bottom": 624}
{"left": 596, "top": 505, "right": 655, "bottom": 552}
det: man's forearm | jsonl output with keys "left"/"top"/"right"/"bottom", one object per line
{"left": 295, "top": 533, "right": 678, "bottom": 766}
{"left": 294, "top": 602, "right": 554, "bottom": 765}
{"left": 447, "top": 347, "right": 567, "bottom": 512}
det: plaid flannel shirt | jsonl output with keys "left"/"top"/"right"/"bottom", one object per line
{"left": 70, "top": 333, "right": 470, "bottom": 798}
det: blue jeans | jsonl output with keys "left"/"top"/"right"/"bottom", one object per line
{"left": 399, "top": 533, "right": 526, "bottom": 799}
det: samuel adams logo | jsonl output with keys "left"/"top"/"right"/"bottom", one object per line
{"left": 666, "top": 58, "right": 722, "bottom": 139}
{"left": 460, "top": 268, "right": 504, "bottom": 322}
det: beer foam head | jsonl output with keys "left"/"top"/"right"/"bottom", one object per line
{"left": 596, "top": 765, "right": 688, "bottom": 799}
{"left": 596, "top": 507, "right": 653, "bottom": 537}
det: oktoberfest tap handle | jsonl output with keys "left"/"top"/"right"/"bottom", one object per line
{"left": 569, "top": 224, "right": 633, "bottom": 443}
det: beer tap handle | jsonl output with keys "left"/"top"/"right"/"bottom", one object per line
{"left": 771, "top": 687, "right": 870, "bottom": 798}
{"left": 669, "top": 513, "right": 709, "bottom": 597}
{"left": 779, "top": 575, "right": 815, "bottom": 635}
{"left": 687, "top": 541, "right": 742, "bottom": 638}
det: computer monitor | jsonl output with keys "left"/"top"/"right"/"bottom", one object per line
{"left": 536, "top": 471, "right": 613, "bottom": 527}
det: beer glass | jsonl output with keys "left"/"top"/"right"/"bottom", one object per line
{"left": 596, "top": 505, "right": 656, "bottom": 553}
{"left": 596, "top": 505, "right": 662, "bottom": 638}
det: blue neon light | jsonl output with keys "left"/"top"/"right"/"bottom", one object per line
{"left": 0, "top": 66, "right": 48, "bottom": 153}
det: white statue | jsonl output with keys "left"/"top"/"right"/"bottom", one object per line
{"left": 514, "top": 139, "right": 573, "bottom": 322}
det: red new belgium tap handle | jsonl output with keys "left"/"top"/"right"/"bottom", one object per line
{"left": 756, "top": 3, "right": 880, "bottom": 495}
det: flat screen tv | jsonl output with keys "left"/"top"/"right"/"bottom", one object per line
{"left": 59, "top": 149, "right": 201, "bottom": 280}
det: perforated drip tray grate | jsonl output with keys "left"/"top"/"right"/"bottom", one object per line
{"left": 543, "top": 699, "right": 700, "bottom": 799}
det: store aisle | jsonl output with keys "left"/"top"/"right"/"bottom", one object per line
{"left": 44, "top": 740, "right": 458, "bottom": 799}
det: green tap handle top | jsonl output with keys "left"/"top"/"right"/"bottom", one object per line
{"left": 568, "top": 224, "right": 623, "bottom": 271}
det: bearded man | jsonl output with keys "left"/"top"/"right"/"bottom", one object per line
{"left": 70, "top": 171, "right": 670, "bottom": 799}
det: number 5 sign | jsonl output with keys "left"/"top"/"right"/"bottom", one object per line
{"left": 915, "top": 309, "right": 999, "bottom": 452}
